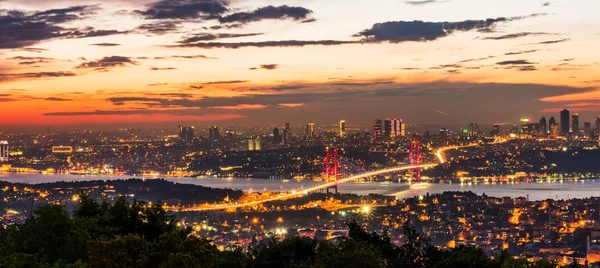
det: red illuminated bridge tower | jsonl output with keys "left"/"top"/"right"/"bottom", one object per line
{"left": 410, "top": 141, "right": 421, "bottom": 182}
{"left": 324, "top": 148, "right": 339, "bottom": 194}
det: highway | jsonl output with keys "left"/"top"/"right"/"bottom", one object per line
{"left": 182, "top": 163, "right": 437, "bottom": 211}
{"left": 184, "top": 141, "right": 504, "bottom": 211}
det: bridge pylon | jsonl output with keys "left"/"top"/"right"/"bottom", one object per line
{"left": 324, "top": 147, "right": 339, "bottom": 194}
{"left": 410, "top": 141, "right": 421, "bottom": 182}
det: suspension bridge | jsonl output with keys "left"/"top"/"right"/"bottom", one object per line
{"left": 181, "top": 141, "right": 475, "bottom": 211}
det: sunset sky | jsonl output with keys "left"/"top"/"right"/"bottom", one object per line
{"left": 1, "top": 0, "right": 600, "bottom": 129}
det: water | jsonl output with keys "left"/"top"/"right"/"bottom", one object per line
{"left": 1, "top": 173, "right": 599, "bottom": 201}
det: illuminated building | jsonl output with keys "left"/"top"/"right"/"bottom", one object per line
{"left": 248, "top": 136, "right": 261, "bottom": 151}
{"left": 520, "top": 118, "right": 530, "bottom": 134}
{"left": 0, "top": 141, "right": 8, "bottom": 162}
{"left": 339, "top": 120, "right": 346, "bottom": 138}
{"left": 492, "top": 125, "right": 500, "bottom": 136}
{"left": 384, "top": 118, "right": 392, "bottom": 139}
{"left": 549, "top": 117, "right": 559, "bottom": 136}
{"left": 468, "top": 122, "right": 479, "bottom": 137}
{"left": 273, "top": 127, "right": 281, "bottom": 145}
{"left": 52, "top": 146, "right": 73, "bottom": 154}
{"left": 373, "top": 119, "right": 383, "bottom": 140}
{"left": 391, "top": 118, "right": 402, "bottom": 137}
{"left": 584, "top": 122, "right": 591, "bottom": 137}
{"left": 179, "top": 126, "right": 194, "bottom": 143}
{"left": 539, "top": 117, "right": 547, "bottom": 135}
{"left": 283, "top": 122, "right": 291, "bottom": 146}
{"left": 560, "top": 109, "right": 570, "bottom": 136}
{"left": 306, "top": 123, "right": 315, "bottom": 138}
{"left": 596, "top": 116, "right": 600, "bottom": 137}
{"left": 572, "top": 113, "right": 580, "bottom": 134}
{"left": 208, "top": 126, "right": 220, "bottom": 141}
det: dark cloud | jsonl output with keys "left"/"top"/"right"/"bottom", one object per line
{"left": 17, "top": 47, "right": 48, "bottom": 53}
{"left": 32, "top": 5, "right": 98, "bottom": 24}
{"left": 178, "top": 32, "right": 263, "bottom": 43}
{"left": 458, "top": 56, "right": 495, "bottom": 63}
{"left": 496, "top": 59, "right": 536, "bottom": 65}
{"left": 528, "top": 38, "right": 570, "bottom": 45}
{"left": 542, "top": 2, "right": 550, "bottom": 6}
{"left": 43, "top": 108, "right": 241, "bottom": 117}
{"left": 219, "top": 5, "right": 312, "bottom": 24}
{"left": 551, "top": 63, "right": 588, "bottom": 72}
{"left": 259, "top": 64, "right": 278, "bottom": 70}
{"left": 207, "top": 23, "right": 243, "bottom": 30}
{"left": 45, "top": 97, "right": 73, "bottom": 101}
{"left": 171, "top": 40, "right": 359, "bottom": 49}
{"left": 150, "top": 67, "right": 177, "bottom": 71}
{"left": 354, "top": 14, "right": 545, "bottom": 43}
{"left": 405, "top": 0, "right": 449, "bottom": 6}
{"left": 0, "top": 71, "right": 76, "bottom": 82}
{"left": 481, "top": 32, "right": 556, "bottom": 40}
{"left": 137, "top": 55, "right": 216, "bottom": 60}
{"left": 89, "top": 43, "right": 121, "bottom": 46}
{"left": 136, "top": 0, "right": 228, "bottom": 20}
{"left": 504, "top": 49, "right": 538, "bottom": 55}
{"left": 76, "top": 56, "right": 138, "bottom": 69}
{"left": 204, "top": 80, "right": 249, "bottom": 85}
{"left": 190, "top": 85, "right": 203, "bottom": 89}
{"left": 301, "top": 18, "right": 316, "bottom": 23}
{"left": 136, "top": 21, "right": 181, "bottom": 35}
{"left": 69, "top": 29, "right": 129, "bottom": 38}
{"left": 0, "top": 7, "right": 124, "bottom": 49}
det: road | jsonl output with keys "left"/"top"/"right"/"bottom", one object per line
{"left": 184, "top": 140, "right": 505, "bottom": 211}
{"left": 182, "top": 163, "right": 437, "bottom": 211}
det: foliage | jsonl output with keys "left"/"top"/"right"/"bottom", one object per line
{"left": 0, "top": 196, "right": 570, "bottom": 267}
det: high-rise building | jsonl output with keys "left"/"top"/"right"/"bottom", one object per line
{"left": 492, "top": 124, "right": 500, "bottom": 136}
{"left": 468, "top": 123, "right": 475, "bottom": 136}
{"left": 539, "top": 117, "right": 547, "bottom": 135}
{"left": 373, "top": 119, "right": 383, "bottom": 140}
{"left": 391, "top": 118, "right": 402, "bottom": 137}
{"left": 400, "top": 121, "right": 406, "bottom": 137}
{"left": 178, "top": 126, "right": 194, "bottom": 143}
{"left": 596, "top": 116, "right": 600, "bottom": 137}
{"left": 208, "top": 126, "right": 220, "bottom": 141}
{"left": 273, "top": 127, "right": 281, "bottom": 145}
{"left": 584, "top": 122, "right": 592, "bottom": 137}
{"left": 283, "top": 122, "right": 291, "bottom": 146}
{"left": 0, "top": 141, "right": 8, "bottom": 162}
{"left": 572, "top": 113, "right": 580, "bottom": 134}
{"left": 248, "top": 136, "right": 261, "bottom": 151}
{"left": 549, "top": 117, "right": 559, "bottom": 136}
{"left": 339, "top": 120, "right": 346, "bottom": 138}
{"left": 306, "top": 123, "right": 315, "bottom": 138}
{"left": 384, "top": 118, "right": 392, "bottom": 139}
{"left": 560, "top": 109, "right": 570, "bottom": 136}
{"left": 520, "top": 118, "right": 531, "bottom": 134}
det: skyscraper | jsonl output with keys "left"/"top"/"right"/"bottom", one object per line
{"left": 248, "top": 136, "right": 261, "bottom": 151}
{"left": 560, "top": 109, "right": 570, "bottom": 136}
{"left": 373, "top": 119, "right": 383, "bottom": 140}
{"left": 384, "top": 118, "right": 392, "bottom": 139}
{"left": 208, "top": 126, "right": 220, "bottom": 141}
{"left": 572, "top": 113, "right": 580, "bottom": 134}
{"left": 339, "top": 120, "right": 346, "bottom": 138}
{"left": 273, "top": 127, "right": 281, "bottom": 145}
{"left": 283, "top": 122, "right": 291, "bottom": 146}
{"left": 391, "top": 118, "right": 402, "bottom": 137}
{"left": 596, "top": 116, "right": 600, "bottom": 137}
{"left": 468, "top": 123, "right": 475, "bottom": 136}
{"left": 0, "top": 141, "right": 8, "bottom": 162}
{"left": 520, "top": 118, "right": 530, "bottom": 134}
{"left": 549, "top": 117, "right": 559, "bottom": 136}
{"left": 178, "top": 126, "right": 194, "bottom": 143}
{"left": 306, "top": 123, "right": 315, "bottom": 138}
{"left": 539, "top": 117, "right": 547, "bottom": 135}
{"left": 584, "top": 122, "right": 591, "bottom": 137}
{"left": 492, "top": 124, "right": 500, "bottom": 136}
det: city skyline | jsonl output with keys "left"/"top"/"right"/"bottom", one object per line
{"left": 2, "top": 0, "right": 600, "bottom": 129}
